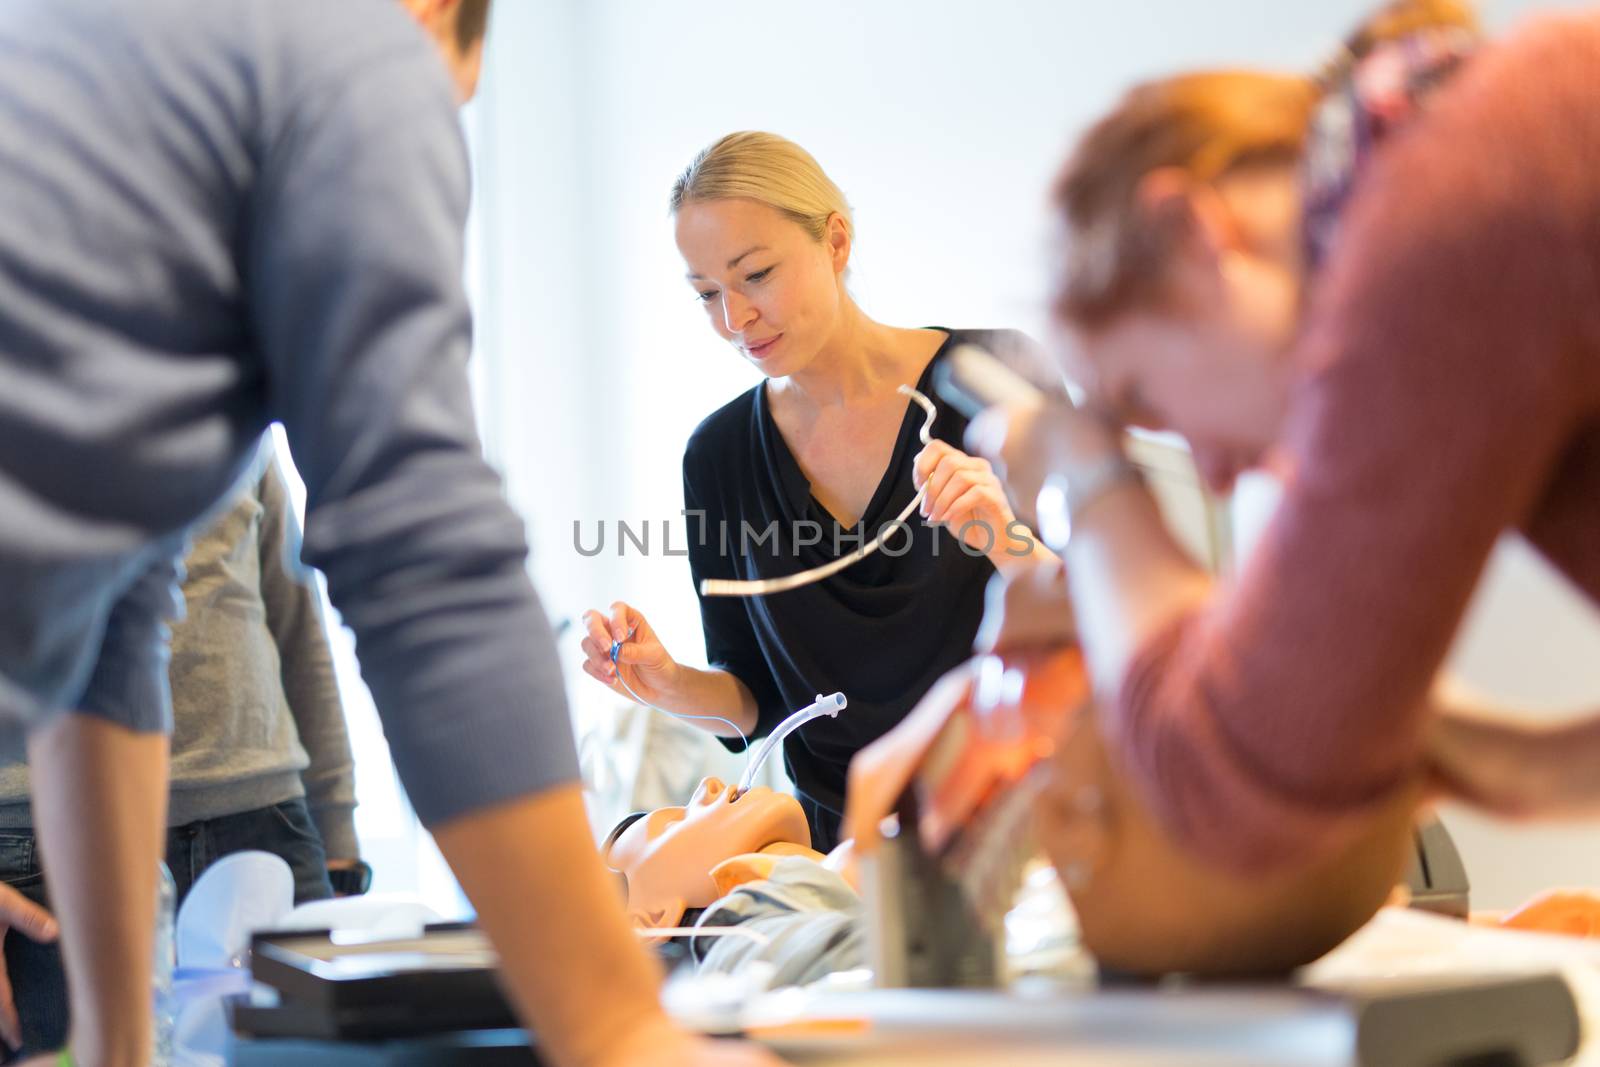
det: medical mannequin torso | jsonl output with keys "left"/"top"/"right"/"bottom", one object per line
{"left": 846, "top": 646, "right": 1421, "bottom": 977}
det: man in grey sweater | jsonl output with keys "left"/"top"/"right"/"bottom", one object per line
{"left": 0, "top": 2, "right": 770, "bottom": 1066}
{"left": 0, "top": 451, "right": 360, "bottom": 893}
{"left": 0, "top": 450, "right": 359, "bottom": 1055}
{"left": 162, "top": 456, "right": 360, "bottom": 893}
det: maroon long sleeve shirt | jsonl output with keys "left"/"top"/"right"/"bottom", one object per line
{"left": 1111, "top": 12, "right": 1600, "bottom": 872}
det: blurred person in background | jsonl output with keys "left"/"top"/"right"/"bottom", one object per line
{"left": 969, "top": 0, "right": 1600, "bottom": 894}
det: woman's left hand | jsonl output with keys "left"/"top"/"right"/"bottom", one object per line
{"left": 912, "top": 440, "right": 1040, "bottom": 569}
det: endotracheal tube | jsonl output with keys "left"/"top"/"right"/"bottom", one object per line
{"left": 699, "top": 385, "right": 939, "bottom": 598}
{"left": 734, "top": 692, "right": 846, "bottom": 798}
{"left": 608, "top": 629, "right": 848, "bottom": 798}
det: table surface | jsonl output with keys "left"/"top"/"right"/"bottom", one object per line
{"left": 234, "top": 909, "right": 1600, "bottom": 1067}
{"left": 232, "top": 982, "right": 1564, "bottom": 1067}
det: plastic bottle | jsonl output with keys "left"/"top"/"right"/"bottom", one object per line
{"left": 153, "top": 860, "right": 176, "bottom": 1066}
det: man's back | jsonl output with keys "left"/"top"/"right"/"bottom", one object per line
{"left": 0, "top": 7, "right": 774, "bottom": 1064}
{"left": 0, "top": 0, "right": 573, "bottom": 830}
{"left": 0, "top": 0, "right": 463, "bottom": 559}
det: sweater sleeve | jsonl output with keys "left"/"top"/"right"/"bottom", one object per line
{"left": 245, "top": 23, "right": 576, "bottom": 827}
{"left": 1107, "top": 23, "right": 1600, "bottom": 872}
{"left": 255, "top": 455, "right": 360, "bottom": 859}
{"left": 77, "top": 537, "right": 187, "bottom": 734}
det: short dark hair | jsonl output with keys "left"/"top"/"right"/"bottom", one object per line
{"left": 602, "top": 811, "right": 648, "bottom": 863}
{"left": 456, "top": 0, "right": 491, "bottom": 51}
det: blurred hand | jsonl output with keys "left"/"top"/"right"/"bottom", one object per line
{"left": 912, "top": 440, "right": 1032, "bottom": 565}
{"left": 0, "top": 883, "right": 57, "bottom": 1054}
{"left": 1426, "top": 708, "right": 1580, "bottom": 819}
{"left": 964, "top": 399, "right": 1122, "bottom": 530}
{"left": 974, "top": 558, "right": 1076, "bottom": 654}
{"left": 842, "top": 665, "right": 976, "bottom": 855}
{"left": 579, "top": 602, "right": 680, "bottom": 708}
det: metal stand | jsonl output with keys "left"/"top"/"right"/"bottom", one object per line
{"left": 862, "top": 794, "right": 1001, "bottom": 989}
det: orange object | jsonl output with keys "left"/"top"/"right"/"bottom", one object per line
{"left": 1500, "top": 891, "right": 1600, "bottom": 938}
{"left": 843, "top": 649, "right": 1088, "bottom": 858}
{"left": 916, "top": 649, "right": 1089, "bottom": 854}
{"left": 847, "top": 644, "right": 1425, "bottom": 977}
{"left": 744, "top": 1017, "right": 873, "bottom": 1040}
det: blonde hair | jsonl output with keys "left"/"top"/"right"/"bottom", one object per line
{"left": 670, "top": 131, "right": 853, "bottom": 244}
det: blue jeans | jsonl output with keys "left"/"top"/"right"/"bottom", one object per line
{"left": 0, "top": 797, "right": 334, "bottom": 1060}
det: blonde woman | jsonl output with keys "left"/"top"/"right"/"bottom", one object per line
{"left": 581, "top": 132, "right": 1051, "bottom": 850}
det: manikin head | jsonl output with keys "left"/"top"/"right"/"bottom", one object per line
{"left": 671, "top": 132, "right": 857, "bottom": 381}
{"left": 398, "top": 0, "right": 491, "bottom": 104}
{"left": 603, "top": 776, "right": 816, "bottom": 929}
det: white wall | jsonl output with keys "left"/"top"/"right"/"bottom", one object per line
{"left": 472, "top": 0, "right": 1390, "bottom": 736}
{"left": 462, "top": 0, "right": 1599, "bottom": 908}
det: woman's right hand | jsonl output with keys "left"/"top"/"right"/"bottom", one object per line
{"left": 579, "top": 602, "right": 680, "bottom": 709}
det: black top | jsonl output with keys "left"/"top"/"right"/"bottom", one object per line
{"left": 683, "top": 328, "right": 1034, "bottom": 850}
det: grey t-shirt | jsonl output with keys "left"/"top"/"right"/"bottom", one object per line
{"left": 0, "top": 0, "right": 575, "bottom": 826}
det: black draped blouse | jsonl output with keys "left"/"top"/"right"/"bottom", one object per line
{"left": 683, "top": 328, "right": 1033, "bottom": 849}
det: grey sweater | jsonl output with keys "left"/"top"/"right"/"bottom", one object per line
{"left": 0, "top": 455, "right": 360, "bottom": 859}
{"left": 0, "top": 0, "right": 576, "bottom": 826}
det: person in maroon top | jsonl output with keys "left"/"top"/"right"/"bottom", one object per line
{"left": 968, "top": 1, "right": 1600, "bottom": 883}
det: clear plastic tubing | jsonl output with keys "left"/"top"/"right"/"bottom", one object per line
{"left": 735, "top": 692, "right": 847, "bottom": 797}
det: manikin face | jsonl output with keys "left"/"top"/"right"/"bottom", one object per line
{"left": 1059, "top": 164, "right": 1304, "bottom": 493}
{"left": 604, "top": 777, "right": 811, "bottom": 928}
{"left": 675, "top": 197, "right": 850, "bottom": 380}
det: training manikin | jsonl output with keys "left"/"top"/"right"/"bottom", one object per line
{"left": 599, "top": 655, "right": 1100, "bottom": 991}
{"left": 848, "top": 645, "right": 1427, "bottom": 978}
{"left": 610, "top": 643, "right": 1432, "bottom": 992}
{"left": 603, "top": 777, "right": 866, "bottom": 988}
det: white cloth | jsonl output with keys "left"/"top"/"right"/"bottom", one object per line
{"left": 692, "top": 856, "right": 863, "bottom": 989}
